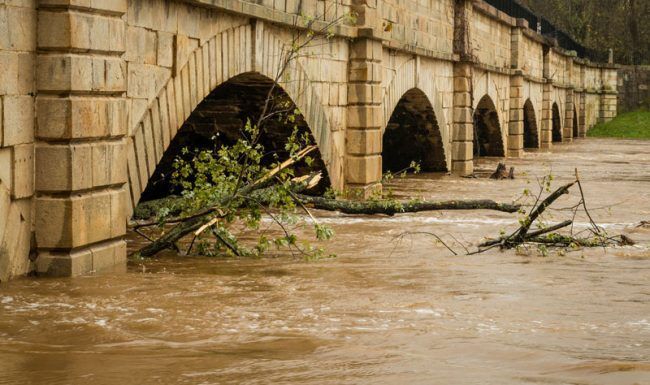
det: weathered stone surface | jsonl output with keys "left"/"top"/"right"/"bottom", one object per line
{"left": 37, "top": 97, "right": 127, "bottom": 140}
{"left": 2, "top": 95, "right": 34, "bottom": 146}
{"left": 35, "top": 141, "right": 126, "bottom": 192}
{"left": 35, "top": 188, "right": 126, "bottom": 249}
{"left": 37, "top": 54, "right": 126, "bottom": 92}
{"left": 36, "top": 239, "right": 126, "bottom": 277}
{"left": 0, "top": 0, "right": 621, "bottom": 280}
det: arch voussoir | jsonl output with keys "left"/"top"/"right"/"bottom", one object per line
{"left": 126, "top": 23, "right": 335, "bottom": 216}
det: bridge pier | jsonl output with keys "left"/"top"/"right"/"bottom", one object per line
{"left": 34, "top": 2, "right": 128, "bottom": 276}
{"left": 508, "top": 72, "right": 525, "bottom": 157}
{"left": 344, "top": 1, "right": 383, "bottom": 197}
{"left": 451, "top": 62, "right": 474, "bottom": 175}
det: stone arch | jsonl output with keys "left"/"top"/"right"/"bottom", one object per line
{"left": 125, "top": 24, "right": 335, "bottom": 215}
{"left": 523, "top": 98, "right": 539, "bottom": 149}
{"left": 382, "top": 88, "right": 447, "bottom": 172}
{"left": 382, "top": 58, "right": 450, "bottom": 171}
{"left": 552, "top": 102, "right": 562, "bottom": 142}
{"left": 473, "top": 95, "right": 505, "bottom": 157}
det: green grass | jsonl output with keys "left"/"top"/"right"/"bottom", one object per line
{"left": 587, "top": 109, "right": 650, "bottom": 139}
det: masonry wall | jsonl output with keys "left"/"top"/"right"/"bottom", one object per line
{"left": 0, "top": 0, "right": 621, "bottom": 280}
{"left": 520, "top": 32, "right": 544, "bottom": 79}
{"left": 470, "top": 8, "right": 511, "bottom": 69}
{"left": 379, "top": 0, "right": 454, "bottom": 55}
{"left": 0, "top": 0, "right": 36, "bottom": 282}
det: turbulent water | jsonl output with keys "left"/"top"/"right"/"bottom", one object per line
{"left": 1, "top": 138, "right": 649, "bottom": 385}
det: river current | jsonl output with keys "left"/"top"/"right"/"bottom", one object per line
{"left": 1, "top": 138, "right": 649, "bottom": 384}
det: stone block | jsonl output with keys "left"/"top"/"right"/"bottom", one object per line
{"left": 37, "top": 96, "right": 127, "bottom": 140}
{"left": 157, "top": 31, "right": 174, "bottom": 68}
{"left": 347, "top": 105, "right": 382, "bottom": 128}
{"left": 150, "top": 101, "right": 164, "bottom": 160}
{"left": 452, "top": 141, "right": 472, "bottom": 161}
{"left": 36, "top": 249, "right": 92, "bottom": 277}
{"left": 0, "top": 52, "right": 34, "bottom": 95}
{"left": 346, "top": 128, "right": 381, "bottom": 155}
{"left": 0, "top": 5, "right": 36, "bottom": 51}
{"left": 348, "top": 61, "right": 381, "bottom": 83}
{"left": 35, "top": 140, "right": 126, "bottom": 192}
{"left": 0, "top": 197, "right": 32, "bottom": 281}
{"left": 127, "top": 62, "right": 157, "bottom": 99}
{"left": 508, "top": 133, "right": 523, "bottom": 150}
{"left": 38, "top": 54, "right": 125, "bottom": 93}
{"left": 345, "top": 154, "right": 381, "bottom": 185}
{"left": 451, "top": 159, "right": 473, "bottom": 176}
{"left": 347, "top": 83, "right": 381, "bottom": 105}
{"left": 453, "top": 92, "right": 471, "bottom": 107}
{"left": 38, "top": 10, "right": 124, "bottom": 53}
{"left": 453, "top": 107, "right": 473, "bottom": 123}
{"left": 508, "top": 120, "right": 523, "bottom": 135}
{"left": 133, "top": 126, "right": 149, "bottom": 194}
{"left": 509, "top": 108, "right": 523, "bottom": 121}
{"left": 452, "top": 123, "right": 473, "bottom": 141}
{"left": 0, "top": 147, "right": 11, "bottom": 191}
{"left": 510, "top": 75, "right": 524, "bottom": 87}
{"left": 349, "top": 39, "right": 381, "bottom": 61}
{"left": 11, "top": 143, "right": 33, "bottom": 199}
{"left": 453, "top": 64, "right": 472, "bottom": 77}
{"left": 35, "top": 187, "right": 126, "bottom": 249}
{"left": 188, "top": 53, "right": 198, "bottom": 109}
{"left": 125, "top": 26, "right": 155, "bottom": 64}
{"left": 453, "top": 77, "right": 470, "bottom": 92}
{"left": 0, "top": 184, "right": 10, "bottom": 259}
{"left": 38, "top": 0, "right": 127, "bottom": 14}
{"left": 165, "top": 84, "right": 178, "bottom": 137}
{"left": 2, "top": 95, "right": 34, "bottom": 146}
{"left": 174, "top": 34, "right": 198, "bottom": 76}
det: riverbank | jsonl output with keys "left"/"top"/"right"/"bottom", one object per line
{"left": 588, "top": 109, "right": 650, "bottom": 139}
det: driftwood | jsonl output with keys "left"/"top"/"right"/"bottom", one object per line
{"left": 135, "top": 178, "right": 522, "bottom": 257}
{"left": 297, "top": 195, "right": 521, "bottom": 215}
{"left": 490, "top": 162, "right": 515, "bottom": 180}
{"left": 474, "top": 169, "right": 633, "bottom": 254}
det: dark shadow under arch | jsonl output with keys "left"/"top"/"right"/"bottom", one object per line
{"left": 523, "top": 99, "right": 539, "bottom": 149}
{"left": 382, "top": 88, "right": 447, "bottom": 173}
{"left": 573, "top": 107, "right": 579, "bottom": 138}
{"left": 473, "top": 95, "right": 504, "bottom": 157}
{"left": 552, "top": 103, "right": 562, "bottom": 142}
{"left": 139, "top": 72, "right": 330, "bottom": 202}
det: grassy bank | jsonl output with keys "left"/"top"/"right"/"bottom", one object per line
{"left": 587, "top": 109, "right": 650, "bottom": 139}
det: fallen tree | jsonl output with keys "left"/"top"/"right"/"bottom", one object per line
{"left": 296, "top": 195, "right": 520, "bottom": 215}
{"left": 133, "top": 172, "right": 522, "bottom": 257}
{"left": 471, "top": 169, "right": 634, "bottom": 254}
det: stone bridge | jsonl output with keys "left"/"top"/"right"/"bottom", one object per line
{"left": 0, "top": 0, "right": 618, "bottom": 279}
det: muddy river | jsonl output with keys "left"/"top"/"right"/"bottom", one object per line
{"left": 1, "top": 138, "right": 649, "bottom": 384}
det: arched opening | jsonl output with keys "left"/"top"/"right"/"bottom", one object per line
{"left": 573, "top": 107, "right": 579, "bottom": 138}
{"left": 473, "top": 95, "right": 504, "bottom": 157}
{"left": 139, "top": 72, "right": 330, "bottom": 202}
{"left": 382, "top": 88, "right": 447, "bottom": 173}
{"left": 523, "top": 99, "right": 539, "bottom": 149}
{"left": 552, "top": 103, "right": 562, "bottom": 142}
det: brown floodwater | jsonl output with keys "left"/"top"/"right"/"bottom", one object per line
{"left": 1, "top": 138, "right": 649, "bottom": 385}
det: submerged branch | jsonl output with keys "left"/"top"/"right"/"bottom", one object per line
{"left": 296, "top": 196, "right": 521, "bottom": 215}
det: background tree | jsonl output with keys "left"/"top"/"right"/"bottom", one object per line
{"left": 518, "top": 0, "right": 650, "bottom": 65}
